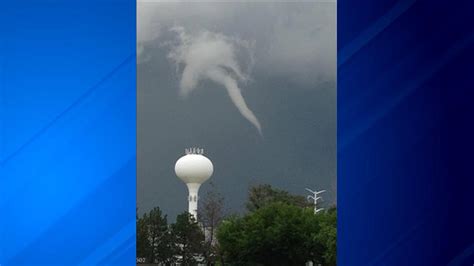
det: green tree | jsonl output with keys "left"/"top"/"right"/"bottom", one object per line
{"left": 217, "top": 202, "right": 325, "bottom": 266}
{"left": 136, "top": 210, "right": 151, "bottom": 262}
{"left": 246, "top": 184, "right": 311, "bottom": 212}
{"left": 171, "top": 212, "right": 205, "bottom": 265}
{"left": 317, "top": 207, "right": 337, "bottom": 266}
{"left": 147, "top": 207, "right": 174, "bottom": 264}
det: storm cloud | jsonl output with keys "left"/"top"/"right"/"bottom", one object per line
{"left": 137, "top": 2, "right": 336, "bottom": 86}
{"left": 137, "top": 1, "right": 336, "bottom": 219}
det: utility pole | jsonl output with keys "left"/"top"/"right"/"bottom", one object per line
{"left": 305, "top": 188, "right": 326, "bottom": 214}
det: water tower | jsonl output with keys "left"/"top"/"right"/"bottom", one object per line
{"left": 174, "top": 148, "right": 213, "bottom": 220}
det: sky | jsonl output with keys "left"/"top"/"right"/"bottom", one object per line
{"left": 137, "top": 1, "right": 336, "bottom": 220}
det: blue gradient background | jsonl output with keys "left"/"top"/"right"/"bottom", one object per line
{"left": 0, "top": 2, "right": 136, "bottom": 265}
{"left": 339, "top": 0, "right": 474, "bottom": 265}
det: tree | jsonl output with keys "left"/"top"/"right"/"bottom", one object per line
{"left": 217, "top": 202, "right": 326, "bottom": 266}
{"left": 171, "top": 212, "right": 205, "bottom": 265}
{"left": 246, "top": 184, "right": 311, "bottom": 212}
{"left": 198, "top": 183, "right": 225, "bottom": 265}
{"left": 317, "top": 207, "right": 337, "bottom": 266}
{"left": 136, "top": 209, "right": 151, "bottom": 263}
{"left": 146, "top": 207, "right": 174, "bottom": 264}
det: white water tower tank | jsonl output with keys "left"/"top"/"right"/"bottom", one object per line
{"left": 175, "top": 148, "right": 213, "bottom": 219}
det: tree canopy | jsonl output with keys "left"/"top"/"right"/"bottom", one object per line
{"left": 217, "top": 202, "right": 333, "bottom": 266}
{"left": 136, "top": 207, "right": 174, "bottom": 264}
{"left": 246, "top": 184, "right": 311, "bottom": 212}
{"left": 171, "top": 212, "right": 206, "bottom": 265}
{"left": 218, "top": 184, "right": 336, "bottom": 266}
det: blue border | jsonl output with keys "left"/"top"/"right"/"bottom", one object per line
{"left": 338, "top": 0, "right": 474, "bottom": 265}
{"left": 0, "top": 2, "right": 136, "bottom": 265}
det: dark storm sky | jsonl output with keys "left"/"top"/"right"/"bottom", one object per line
{"left": 137, "top": 1, "right": 336, "bottom": 219}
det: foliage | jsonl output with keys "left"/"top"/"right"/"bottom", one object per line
{"left": 148, "top": 207, "right": 174, "bottom": 264}
{"left": 136, "top": 209, "right": 150, "bottom": 260}
{"left": 317, "top": 206, "right": 337, "bottom": 266}
{"left": 171, "top": 212, "right": 206, "bottom": 265}
{"left": 136, "top": 207, "right": 174, "bottom": 264}
{"left": 246, "top": 184, "right": 311, "bottom": 212}
{"left": 217, "top": 202, "right": 328, "bottom": 266}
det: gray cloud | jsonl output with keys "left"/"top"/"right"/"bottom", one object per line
{"left": 137, "top": 2, "right": 336, "bottom": 86}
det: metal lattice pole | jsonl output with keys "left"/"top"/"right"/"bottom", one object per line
{"left": 305, "top": 188, "right": 326, "bottom": 214}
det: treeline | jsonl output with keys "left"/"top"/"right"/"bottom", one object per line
{"left": 137, "top": 184, "right": 336, "bottom": 265}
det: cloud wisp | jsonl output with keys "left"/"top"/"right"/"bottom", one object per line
{"left": 168, "top": 27, "right": 262, "bottom": 135}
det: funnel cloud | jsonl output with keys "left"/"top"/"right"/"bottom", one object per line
{"left": 168, "top": 27, "right": 262, "bottom": 135}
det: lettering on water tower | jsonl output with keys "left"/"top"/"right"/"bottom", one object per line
{"left": 185, "top": 147, "right": 204, "bottom": 155}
